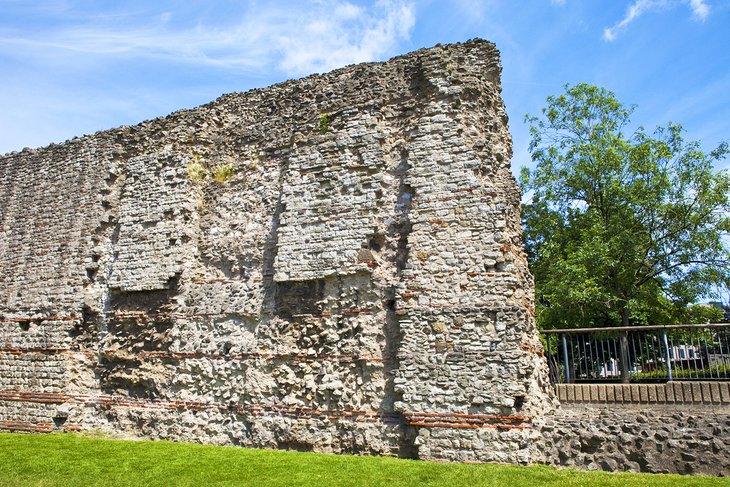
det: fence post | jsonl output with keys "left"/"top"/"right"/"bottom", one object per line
{"left": 662, "top": 328, "right": 673, "bottom": 382}
{"left": 561, "top": 334, "right": 571, "bottom": 383}
{"left": 620, "top": 331, "right": 630, "bottom": 383}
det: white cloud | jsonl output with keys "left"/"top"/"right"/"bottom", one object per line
{"left": 689, "top": 0, "right": 710, "bottom": 19}
{"left": 603, "top": 0, "right": 647, "bottom": 41}
{"left": 0, "top": 0, "right": 416, "bottom": 76}
{"left": 603, "top": 0, "right": 711, "bottom": 41}
{"left": 277, "top": 0, "right": 415, "bottom": 74}
{"left": 0, "top": 1, "right": 417, "bottom": 153}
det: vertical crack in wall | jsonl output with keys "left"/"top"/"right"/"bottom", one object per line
{"left": 261, "top": 154, "right": 287, "bottom": 320}
{"left": 384, "top": 147, "right": 418, "bottom": 459}
{"left": 78, "top": 155, "right": 127, "bottom": 385}
{"left": 98, "top": 219, "right": 121, "bottom": 360}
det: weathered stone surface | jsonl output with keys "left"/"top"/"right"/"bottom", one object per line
{"left": 539, "top": 404, "right": 730, "bottom": 476}
{"left": 0, "top": 39, "right": 554, "bottom": 462}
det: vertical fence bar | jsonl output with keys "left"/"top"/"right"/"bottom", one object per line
{"left": 651, "top": 333, "right": 666, "bottom": 379}
{"left": 717, "top": 330, "right": 727, "bottom": 379}
{"left": 620, "top": 331, "right": 630, "bottom": 383}
{"left": 669, "top": 332, "right": 678, "bottom": 380}
{"left": 599, "top": 334, "right": 605, "bottom": 379}
{"left": 562, "top": 333, "right": 570, "bottom": 384}
{"left": 570, "top": 334, "right": 576, "bottom": 381}
{"left": 704, "top": 329, "right": 712, "bottom": 380}
{"left": 636, "top": 333, "right": 653, "bottom": 380}
{"left": 546, "top": 335, "right": 554, "bottom": 383}
{"left": 691, "top": 330, "right": 697, "bottom": 378}
{"left": 631, "top": 333, "right": 639, "bottom": 376}
{"left": 662, "top": 328, "right": 672, "bottom": 382}
{"left": 725, "top": 328, "right": 729, "bottom": 378}
{"left": 589, "top": 333, "right": 597, "bottom": 379}
{"left": 647, "top": 332, "right": 656, "bottom": 379}
{"left": 575, "top": 335, "right": 591, "bottom": 379}
{"left": 611, "top": 334, "right": 619, "bottom": 378}
{"left": 589, "top": 336, "right": 601, "bottom": 375}
{"left": 711, "top": 328, "right": 718, "bottom": 378}
{"left": 672, "top": 330, "right": 689, "bottom": 377}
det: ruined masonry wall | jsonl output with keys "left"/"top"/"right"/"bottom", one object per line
{"left": 0, "top": 40, "right": 554, "bottom": 462}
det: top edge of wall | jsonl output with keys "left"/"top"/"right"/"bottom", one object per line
{"left": 0, "top": 38, "right": 500, "bottom": 158}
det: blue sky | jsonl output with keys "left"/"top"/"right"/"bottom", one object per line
{"left": 1, "top": 0, "right": 728, "bottom": 175}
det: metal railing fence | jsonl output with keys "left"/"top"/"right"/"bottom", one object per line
{"left": 540, "top": 323, "right": 730, "bottom": 384}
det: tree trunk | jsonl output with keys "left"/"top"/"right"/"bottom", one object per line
{"left": 621, "top": 306, "right": 630, "bottom": 327}
{"left": 620, "top": 306, "right": 630, "bottom": 383}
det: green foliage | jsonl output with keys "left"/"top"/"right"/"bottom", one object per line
{"left": 186, "top": 154, "right": 209, "bottom": 184}
{"left": 212, "top": 163, "right": 235, "bottom": 184}
{"left": 187, "top": 153, "right": 236, "bottom": 186}
{"left": 684, "top": 304, "right": 725, "bottom": 324}
{"left": 319, "top": 113, "right": 329, "bottom": 134}
{"left": 186, "top": 153, "right": 236, "bottom": 210}
{"left": 0, "top": 433, "right": 725, "bottom": 486}
{"left": 630, "top": 362, "right": 730, "bottom": 380}
{"left": 521, "top": 83, "right": 730, "bottom": 329}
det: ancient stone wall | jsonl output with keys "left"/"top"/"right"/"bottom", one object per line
{"left": 0, "top": 40, "right": 554, "bottom": 462}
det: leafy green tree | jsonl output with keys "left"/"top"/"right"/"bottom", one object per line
{"left": 684, "top": 303, "right": 725, "bottom": 324}
{"left": 520, "top": 83, "right": 730, "bottom": 328}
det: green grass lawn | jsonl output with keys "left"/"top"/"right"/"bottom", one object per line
{"left": 0, "top": 433, "right": 727, "bottom": 487}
